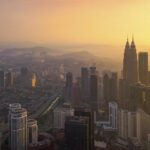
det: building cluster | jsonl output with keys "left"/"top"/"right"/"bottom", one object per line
{"left": 1, "top": 37, "right": 150, "bottom": 150}
{"left": 63, "top": 37, "right": 150, "bottom": 149}
{"left": 8, "top": 103, "right": 38, "bottom": 150}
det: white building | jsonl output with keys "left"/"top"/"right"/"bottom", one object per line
{"left": 53, "top": 103, "right": 74, "bottom": 129}
{"left": 96, "top": 101, "right": 118, "bottom": 130}
{"left": 109, "top": 102, "right": 118, "bottom": 129}
{"left": 118, "top": 108, "right": 150, "bottom": 142}
{"left": 118, "top": 109, "right": 128, "bottom": 139}
{"left": 10, "top": 108, "right": 28, "bottom": 150}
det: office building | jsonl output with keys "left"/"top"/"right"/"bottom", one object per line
{"left": 72, "top": 81, "right": 81, "bottom": 107}
{"left": 81, "top": 67, "right": 89, "bottom": 102}
{"left": 28, "top": 119, "right": 38, "bottom": 144}
{"left": 90, "top": 73, "right": 98, "bottom": 109}
{"left": 138, "top": 52, "right": 148, "bottom": 85}
{"left": 118, "top": 109, "right": 128, "bottom": 139}
{"left": 9, "top": 108, "right": 28, "bottom": 150}
{"left": 65, "top": 72, "right": 73, "bottom": 102}
{"left": 0, "top": 71, "right": 5, "bottom": 88}
{"left": 75, "top": 108, "right": 94, "bottom": 150}
{"left": 109, "top": 102, "right": 118, "bottom": 129}
{"left": 53, "top": 103, "right": 74, "bottom": 129}
{"left": 65, "top": 116, "right": 90, "bottom": 150}
{"left": 103, "top": 72, "right": 118, "bottom": 103}
{"left": 5, "top": 71, "right": 14, "bottom": 88}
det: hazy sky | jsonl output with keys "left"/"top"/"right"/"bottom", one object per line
{"left": 0, "top": 0, "right": 150, "bottom": 48}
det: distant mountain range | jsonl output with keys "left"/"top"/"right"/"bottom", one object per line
{"left": 0, "top": 46, "right": 121, "bottom": 71}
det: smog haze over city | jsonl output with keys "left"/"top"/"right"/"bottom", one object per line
{"left": 1, "top": 1, "right": 150, "bottom": 150}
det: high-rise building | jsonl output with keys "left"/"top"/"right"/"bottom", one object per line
{"left": 118, "top": 109, "right": 128, "bottom": 139}
{"left": 109, "top": 102, "right": 118, "bottom": 129}
{"left": 90, "top": 66, "right": 96, "bottom": 74}
{"left": 9, "top": 108, "right": 28, "bottom": 150}
{"left": 75, "top": 108, "right": 94, "bottom": 150}
{"left": 81, "top": 67, "right": 89, "bottom": 102}
{"left": 21, "top": 67, "right": 28, "bottom": 77}
{"left": 28, "top": 119, "right": 38, "bottom": 144}
{"left": 90, "top": 73, "right": 98, "bottom": 109}
{"left": 8, "top": 103, "right": 22, "bottom": 148}
{"left": 31, "top": 73, "right": 37, "bottom": 88}
{"left": 65, "top": 116, "right": 90, "bottom": 150}
{"left": 103, "top": 73, "right": 110, "bottom": 103}
{"left": 0, "top": 132, "right": 1, "bottom": 150}
{"left": 5, "top": 71, "right": 14, "bottom": 88}
{"left": 72, "top": 81, "right": 81, "bottom": 107}
{"left": 65, "top": 72, "right": 73, "bottom": 102}
{"left": 0, "top": 71, "right": 5, "bottom": 88}
{"left": 103, "top": 72, "right": 118, "bottom": 110}
{"left": 123, "top": 38, "right": 138, "bottom": 85}
{"left": 53, "top": 103, "right": 74, "bottom": 129}
{"left": 110, "top": 72, "right": 118, "bottom": 101}
{"left": 118, "top": 78, "right": 128, "bottom": 108}
{"left": 138, "top": 52, "right": 148, "bottom": 85}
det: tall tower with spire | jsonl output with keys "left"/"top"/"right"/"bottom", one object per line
{"left": 123, "top": 37, "right": 138, "bottom": 85}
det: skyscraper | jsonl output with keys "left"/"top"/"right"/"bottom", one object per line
{"left": 123, "top": 38, "right": 138, "bottom": 85}
{"left": 75, "top": 108, "right": 94, "bottom": 150}
{"left": 72, "top": 81, "right": 81, "bottom": 107}
{"left": 110, "top": 72, "right": 118, "bottom": 101}
{"left": 9, "top": 108, "right": 28, "bottom": 150}
{"left": 103, "top": 73, "right": 110, "bottom": 103}
{"left": 81, "top": 67, "right": 89, "bottom": 102}
{"left": 103, "top": 72, "right": 118, "bottom": 106}
{"left": 65, "top": 72, "right": 73, "bottom": 102}
{"left": 65, "top": 116, "right": 90, "bottom": 150}
{"left": 138, "top": 52, "right": 148, "bottom": 85}
{"left": 53, "top": 103, "right": 74, "bottom": 129}
{"left": 109, "top": 102, "right": 118, "bottom": 129}
{"left": 5, "top": 71, "right": 14, "bottom": 88}
{"left": 0, "top": 71, "right": 5, "bottom": 88}
{"left": 90, "top": 73, "right": 98, "bottom": 109}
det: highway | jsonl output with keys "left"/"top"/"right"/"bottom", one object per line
{"left": 30, "top": 95, "right": 61, "bottom": 119}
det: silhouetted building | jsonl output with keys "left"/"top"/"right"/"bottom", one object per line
{"left": 65, "top": 72, "right": 73, "bottom": 102}
{"left": 81, "top": 67, "right": 89, "bottom": 102}
{"left": 129, "top": 83, "right": 145, "bottom": 111}
{"left": 138, "top": 52, "right": 148, "bottom": 85}
{"left": 90, "top": 66, "right": 97, "bottom": 74}
{"left": 5, "top": 71, "right": 14, "bottom": 88}
{"left": 90, "top": 74, "right": 98, "bottom": 109}
{"left": 0, "top": 71, "right": 5, "bottom": 88}
{"left": 75, "top": 108, "right": 94, "bottom": 150}
{"left": 72, "top": 80, "right": 81, "bottom": 107}
{"left": 119, "top": 78, "right": 128, "bottom": 108}
{"left": 103, "top": 73, "right": 110, "bottom": 103}
{"left": 103, "top": 72, "right": 118, "bottom": 108}
{"left": 21, "top": 67, "right": 28, "bottom": 77}
{"left": 120, "top": 38, "right": 138, "bottom": 109}
{"left": 123, "top": 38, "right": 138, "bottom": 85}
{"left": 65, "top": 116, "right": 90, "bottom": 150}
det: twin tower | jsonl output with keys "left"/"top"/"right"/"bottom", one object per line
{"left": 123, "top": 37, "right": 138, "bottom": 85}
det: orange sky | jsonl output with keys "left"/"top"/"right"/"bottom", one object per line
{"left": 0, "top": 0, "right": 150, "bottom": 49}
